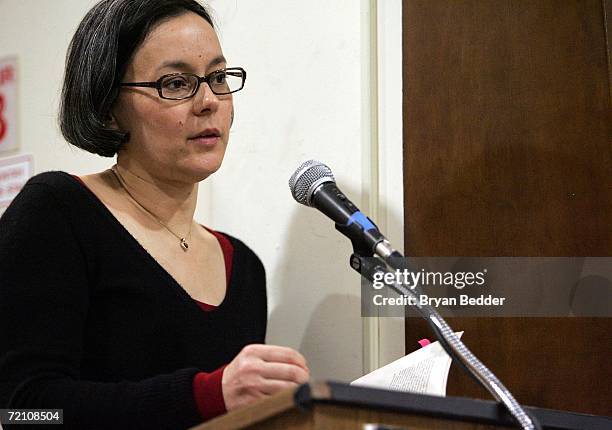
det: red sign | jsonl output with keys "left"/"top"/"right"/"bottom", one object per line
{"left": 0, "top": 57, "right": 18, "bottom": 153}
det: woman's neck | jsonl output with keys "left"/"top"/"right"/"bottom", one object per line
{"left": 113, "top": 159, "right": 198, "bottom": 230}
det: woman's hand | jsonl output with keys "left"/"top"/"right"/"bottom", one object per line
{"left": 222, "top": 344, "right": 310, "bottom": 411}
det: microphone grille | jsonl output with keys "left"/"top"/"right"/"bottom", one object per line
{"left": 289, "top": 160, "right": 335, "bottom": 206}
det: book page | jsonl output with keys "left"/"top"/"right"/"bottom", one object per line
{"left": 351, "top": 332, "right": 463, "bottom": 397}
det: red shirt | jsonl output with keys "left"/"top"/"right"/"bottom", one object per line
{"left": 191, "top": 228, "right": 233, "bottom": 421}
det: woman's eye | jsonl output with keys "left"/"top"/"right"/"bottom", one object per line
{"left": 164, "top": 77, "right": 189, "bottom": 91}
{"left": 213, "top": 73, "right": 227, "bottom": 84}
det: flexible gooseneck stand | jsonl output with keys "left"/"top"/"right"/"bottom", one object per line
{"left": 337, "top": 222, "right": 541, "bottom": 430}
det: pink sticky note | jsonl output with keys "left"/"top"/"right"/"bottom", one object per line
{"left": 418, "top": 338, "right": 431, "bottom": 348}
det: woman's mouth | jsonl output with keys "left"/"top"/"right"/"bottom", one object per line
{"left": 188, "top": 128, "right": 221, "bottom": 147}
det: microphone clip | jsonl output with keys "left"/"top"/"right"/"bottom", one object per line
{"left": 334, "top": 214, "right": 386, "bottom": 259}
{"left": 335, "top": 221, "right": 376, "bottom": 258}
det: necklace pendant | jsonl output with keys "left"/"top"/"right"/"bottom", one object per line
{"left": 180, "top": 238, "right": 189, "bottom": 251}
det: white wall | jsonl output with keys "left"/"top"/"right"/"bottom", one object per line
{"left": 0, "top": 0, "right": 403, "bottom": 382}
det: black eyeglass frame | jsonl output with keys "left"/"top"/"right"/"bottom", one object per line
{"left": 119, "top": 67, "right": 246, "bottom": 100}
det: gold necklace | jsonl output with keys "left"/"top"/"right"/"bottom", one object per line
{"left": 111, "top": 166, "right": 192, "bottom": 252}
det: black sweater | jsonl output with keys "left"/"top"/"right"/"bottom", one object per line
{"left": 0, "top": 172, "right": 267, "bottom": 429}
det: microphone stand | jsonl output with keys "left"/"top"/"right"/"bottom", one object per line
{"left": 335, "top": 222, "right": 541, "bottom": 430}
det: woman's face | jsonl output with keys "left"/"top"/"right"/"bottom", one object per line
{"left": 112, "top": 12, "right": 233, "bottom": 183}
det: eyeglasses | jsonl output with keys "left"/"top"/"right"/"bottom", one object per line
{"left": 119, "top": 67, "right": 246, "bottom": 100}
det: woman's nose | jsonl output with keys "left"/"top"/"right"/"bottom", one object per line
{"left": 192, "top": 81, "right": 219, "bottom": 114}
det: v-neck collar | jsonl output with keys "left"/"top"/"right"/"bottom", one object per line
{"left": 60, "top": 171, "right": 230, "bottom": 314}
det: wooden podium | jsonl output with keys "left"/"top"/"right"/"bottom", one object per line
{"left": 190, "top": 381, "right": 611, "bottom": 430}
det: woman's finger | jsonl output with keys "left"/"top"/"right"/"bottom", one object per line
{"left": 259, "top": 361, "right": 310, "bottom": 383}
{"left": 246, "top": 344, "right": 308, "bottom": 370}
{"left": 257, "top": 378, "right": 301, "bottom": 395}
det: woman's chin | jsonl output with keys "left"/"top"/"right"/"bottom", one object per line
{"left": 186, "top": 156, "right": 225, "bottom": 182}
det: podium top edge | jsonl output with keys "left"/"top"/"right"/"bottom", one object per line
{"left": 294, "top": 381, "right": 611, "bottom": 430}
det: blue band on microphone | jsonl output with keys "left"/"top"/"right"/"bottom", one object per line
{"left": 347, "top": 211, "right": 377, "bottom": 231}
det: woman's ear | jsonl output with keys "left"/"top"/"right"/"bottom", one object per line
{"left": 103, "top": 112, "right": 120, "bottom": 130}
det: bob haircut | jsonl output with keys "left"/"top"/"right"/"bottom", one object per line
{"left": 59, "top": 0, "right": 214, "bottom": 157}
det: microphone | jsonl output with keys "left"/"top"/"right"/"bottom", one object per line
{"left": 288, "top": 160, "right": 395, "bottom": 259}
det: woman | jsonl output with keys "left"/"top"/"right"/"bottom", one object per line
{"left": 0, "top": 0, "right": 309, "bottom": 428}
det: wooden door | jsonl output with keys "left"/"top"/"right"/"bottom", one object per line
{"left": 402, "top": 0, "right": 612, "bottom": 415}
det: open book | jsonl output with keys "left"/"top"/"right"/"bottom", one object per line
{"left": 351, "top": 332, "right": 463, "bottom": 397}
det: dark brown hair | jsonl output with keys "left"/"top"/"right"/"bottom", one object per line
{"left": 59, "top": 0, "right": 214, "bottom": 157}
